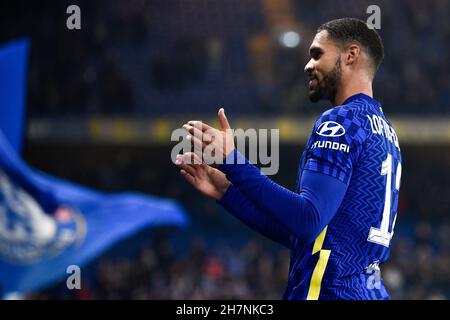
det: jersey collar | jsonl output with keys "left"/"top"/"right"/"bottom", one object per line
{"left": 342, "top": 93, "right": 382, "bottom": 112}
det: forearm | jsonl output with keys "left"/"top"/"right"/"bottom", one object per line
{"left": 220, "top": 150, "right": 347, "bottom": 242}
{"left": 218, "top": 184, "right": 291, "bottom": 248}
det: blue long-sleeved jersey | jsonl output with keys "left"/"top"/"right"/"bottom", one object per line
{"left": 218, "top": 93, "right": 402, "bottom": 300}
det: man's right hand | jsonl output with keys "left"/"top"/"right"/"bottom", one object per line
{"left": 176, "top": 152, "right": 231, "bottom": 201}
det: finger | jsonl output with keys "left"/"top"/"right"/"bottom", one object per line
{"left": 179, "top": 163, "right": 197, "bottom": 176}
{"left": 180, "top": 169, "right": 196, "bottom": 186}
{"left": 204, "top": 164, "right": 215, "bottom": 176}
{"left": 200, "top": 161, "right": 220, "bottom": 171}
{"left": 187, "top": 120, "right": 213, "bottom": 133}
{"left": 187, "top": 134, "right": 208, "bottom": 150}
{"left": 200, "top": 163, "right": 222, "bottom": 177}
{"left": 176, "top": 153, "right": 195, "bottom": 165}
{"left": 218, "top": 108, "right": 231, "bottom": 131}
{"left": 183, "top": 125, "right": 212, "bottom": 142}
{"left": 179, "top": 152, "right": 203, "bottom": 165}
{"left": 199, "top": 161, "right": 211, "bottom": 172}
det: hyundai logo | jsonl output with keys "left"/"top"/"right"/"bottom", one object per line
{"left": 316, "top": 121, "right": 346, "bottom": 137}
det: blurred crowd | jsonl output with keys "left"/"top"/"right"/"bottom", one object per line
{"left": 91, "top": 236, "right": 288, "bottom": 300}
{"left": 384, "top": 221, "right": 450, "bottom": 299}
{"left": 0, "top": 0, "right": 449, "bottom": 116}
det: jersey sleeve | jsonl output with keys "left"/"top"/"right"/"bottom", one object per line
{"left": 303, "top": 106, "right": 367, "bottom": 185}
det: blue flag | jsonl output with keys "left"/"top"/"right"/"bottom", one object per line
{"left": 0, "top": 39, "right": 29, "bottom": 154}
{"left": 0, "top": 134, "right": 188, "bottom": 296}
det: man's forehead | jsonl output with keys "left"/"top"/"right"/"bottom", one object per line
{"left": 309, "top": 30, "right": 333, "bottom": 50}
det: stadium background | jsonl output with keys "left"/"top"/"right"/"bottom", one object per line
{"left": 0, "top": 0, "right": 449, "bottom": 299}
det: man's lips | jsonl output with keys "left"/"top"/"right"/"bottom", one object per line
{"left": 309, "top": 78, "right": 318, "bottom": 89}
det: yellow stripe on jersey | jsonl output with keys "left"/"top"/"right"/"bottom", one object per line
{"left": 307, "top": 249, "right": 331, "bottom": 300}
{"left": 312, "top": 226, "right": 328, "bottom": 255}
{"left": 307, "top": 226, "right": 331, "bottom": 300}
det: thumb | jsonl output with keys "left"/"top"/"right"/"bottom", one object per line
{"left": 218, "top": 108, "right": 231, "bottom": 131}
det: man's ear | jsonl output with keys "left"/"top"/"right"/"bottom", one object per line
{"left": 344, "top": 43, "right": 361, "bottom": 66}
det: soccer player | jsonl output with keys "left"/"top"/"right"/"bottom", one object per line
{"left": 176, "top": 18, "right": 402, "bottom": 300}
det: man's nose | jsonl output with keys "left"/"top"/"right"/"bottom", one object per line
{"left": 304, "top": 59, "right": 314, "bottom": 74}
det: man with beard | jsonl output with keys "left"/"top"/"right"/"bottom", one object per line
{"left": 176, "top": 18, "right": 402, "bottom": 300}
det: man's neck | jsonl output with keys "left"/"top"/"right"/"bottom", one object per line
{"left": 332, "top": 76, "right": 373, "bottom": 106}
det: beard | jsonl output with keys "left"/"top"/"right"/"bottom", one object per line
{"left": 308, "top": 58, "right": 341, "bottom": 103}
